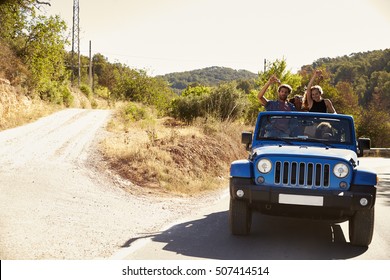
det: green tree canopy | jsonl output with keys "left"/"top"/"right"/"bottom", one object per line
{"left": 257, "top": 59, "right": 302, "bottom": 102}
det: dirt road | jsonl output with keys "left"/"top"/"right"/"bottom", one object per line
{"left": 0, "top": 109, "right": 221, "bottom": 259}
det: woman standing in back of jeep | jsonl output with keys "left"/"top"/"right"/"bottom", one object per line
{"left": 303, "top": 69, "right": 336, "bottom": 113}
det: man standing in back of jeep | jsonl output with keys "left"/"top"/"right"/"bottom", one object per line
{"left": 257, "top": 75, "right": 296, "bottom": 111}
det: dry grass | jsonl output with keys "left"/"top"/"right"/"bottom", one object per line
{"left": 0, "top": 83, "right": 61, "bottom": 130}
{"left": 0, "top": 80, "right": 108, "bottom": 131}
{"left": 100, "top": 103, "right": 249, "bottom": 195}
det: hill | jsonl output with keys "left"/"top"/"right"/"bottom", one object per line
{"left": 158, "top": 66, "right": 258, "bottom": 91}
{"left": 305, "top": 48, "right": 390, "bottom": 107}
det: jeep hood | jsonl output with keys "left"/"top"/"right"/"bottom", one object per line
{"left": 252, "top": 145, "right": 357, "bottom": 163}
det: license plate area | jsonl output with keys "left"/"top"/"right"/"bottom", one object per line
{"left": 279, "top": 194, "right": 323, "bottom": 206}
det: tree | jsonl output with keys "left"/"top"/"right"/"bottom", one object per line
{"left": 334, "top": 81, "right": 361, "bottom": 116}
{"left": 170, "top": 82, "right": 248, "bottom": 123}
{"left": 0, "top": 0, "right": 51, "bottom": 9}
{"left": 334, "top": 62, "right": 357, "bottom": 84}
{"left": 206, "top": 82, "right": 248, "bottom": 121}
{"left": 22, "top": 15, "right": 68, "bottom": 89}
{"left": 357, "top": 104, "right": 390, "bottom": 147}
{"left": 1, "top": 0, "right": 70, "bottom": 104}
{"left": 236, "top": 79, "right": 255, "bottom": 94}
{"left": 353, "top": 75, "right": 368, "bottom": 103}
{"left": 0, "top": 1, "right": 51, "bottom": 43}
{"left": 367, "top": 71, "right": 390, "bottom": 110}
{"left": 91, "top": 54, "right": 118, "bottom": 91}
{"left": 181, "top": 85, "right": 211, "bottom": 97}
{"left": 0, "top": 0, "right": 32, "bottom": 45}
{"left": 257, "top": 59, "right": 302, "bottom": 102}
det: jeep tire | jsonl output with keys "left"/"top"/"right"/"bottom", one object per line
{"left": 349, "top": 207, "right": 375, "bottom": 246}
{"left": 229, "top": 198, "right": 252, "bottom": 235}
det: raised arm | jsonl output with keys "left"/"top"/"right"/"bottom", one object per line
{"left": 258, "top": 75, "right": 280, "bottom": 106}
{"left": 304, "top": 69, "right": 322, "bottom": 109}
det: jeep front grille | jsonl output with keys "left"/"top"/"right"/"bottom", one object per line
{"left": 274, "top": 161, "right": 330, "bottom": 188}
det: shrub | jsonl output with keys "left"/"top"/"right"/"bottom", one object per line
{"left": 38, "top": 80, "right": 73, "bottom": 106}
{"left": 94, "top": 86, "right": 111, "bottom": 99}
{"left": 170, "top": 82, "right": 248, "bottom": 123}
{"left": 79, "top": 84, "right": 92, "bottom": 98}
{"left": 122, "top": 102, "right": 148, "bottom": 122}
{"left": 169, "top": 95, "right": 206, "bottom": 124}
{"left": 206, "top": 82, "right": 248, "bottom": 121}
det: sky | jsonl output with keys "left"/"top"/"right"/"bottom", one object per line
{"left": 42, "top": 0, "right": 390, "bottom": 76}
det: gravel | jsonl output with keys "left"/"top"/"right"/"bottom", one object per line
{"left": 0, "top": 109, "right": 222, "bottom": 259}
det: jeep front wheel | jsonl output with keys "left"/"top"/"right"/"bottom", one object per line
{"left": 229, "top": 198, "right": 252, "bottom": 235}
{"left": 349, "top": 207, "right": 375, "bottom": 246}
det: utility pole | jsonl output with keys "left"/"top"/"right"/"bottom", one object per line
{"left": 71, "top": 0, "right": 80, "bottom": 87}
{"left": 89, "top": 40, "right": 93, "bottom": 90}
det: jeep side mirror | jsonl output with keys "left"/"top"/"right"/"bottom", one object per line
{"left": 357, "top": 138, "right": 371, "bottom": 157}
{"left": 242, "top": 131, "right": 253, "bottom": 151}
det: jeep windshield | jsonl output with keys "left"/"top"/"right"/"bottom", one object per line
{"left": 256, "top": 114, "right": 353, "bottom": 145}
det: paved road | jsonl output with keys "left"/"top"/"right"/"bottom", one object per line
{"left": 115, "top": 157, "right": 390, "bottom": 260}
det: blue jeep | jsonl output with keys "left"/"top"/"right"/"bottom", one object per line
{"left": 229, "top": 111, "right": 377, "bottom": 246}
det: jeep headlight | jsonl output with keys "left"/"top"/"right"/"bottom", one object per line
{"left": 257, "top": 159, "right": 272, "bottom": 174}
{"left": 333, "top": 163, "right": 349, "bottom": 178}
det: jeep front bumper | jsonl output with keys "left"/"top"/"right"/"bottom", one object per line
{"left": 230, "top": 177, "right": 376, "bottom": 211}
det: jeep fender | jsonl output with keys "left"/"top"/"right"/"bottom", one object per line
{"left": 230, "top": 159, "right": 253, "bottom": 178}
{"left": 352, "top": 169, "right": 377, "bottom": 185}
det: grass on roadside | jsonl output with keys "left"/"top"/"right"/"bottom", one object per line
{"left": 0, "top": 82, "right": 110, "bottom": 131}
{"left": 0, "top": 84, "right": 60, "bottom": 131}
{"left": 100, "top": 102, "right": 249, "bottom": 195}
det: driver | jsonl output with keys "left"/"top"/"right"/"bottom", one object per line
{"left": 315, "top": 122, "right": 333, "bottom": 139}
{"left": 264, "top": 117, "right": 290, "bottom": 137}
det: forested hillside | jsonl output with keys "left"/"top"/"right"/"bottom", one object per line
{"left": 309, "top": 49, "right": 390, "bottom": 107}
{"left": 159, "top": 66, "right": 258, "bottom": 91}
